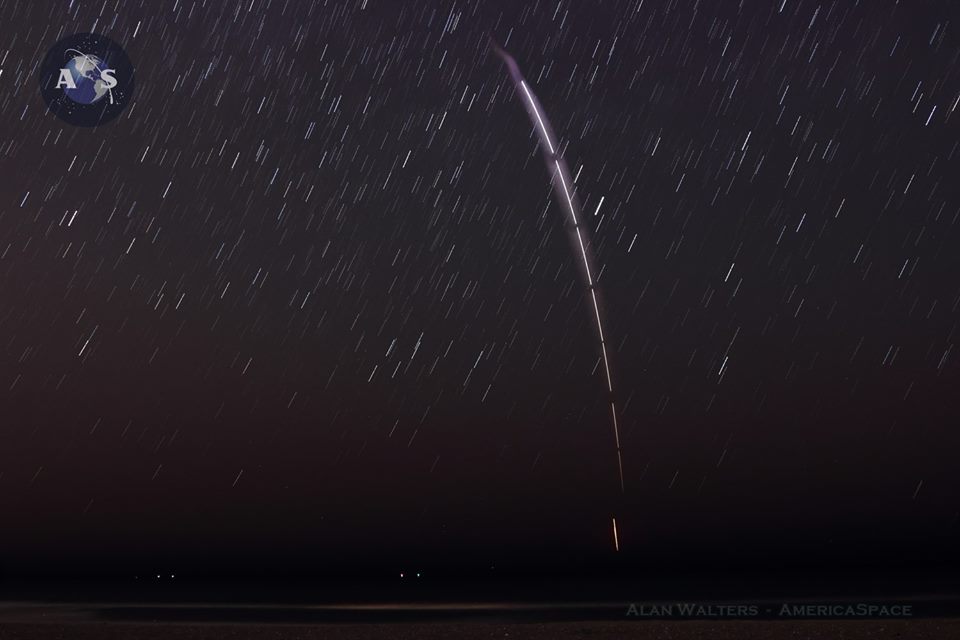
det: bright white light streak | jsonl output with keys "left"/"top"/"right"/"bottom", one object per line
{"left": 520, "top": 81, "right": 556, "bottom": 155}
{"left": 498, "top": 44, "right": 625, "bottom": 508}
{"left": 594, "top": 196, "right": 605, "bottom": 217}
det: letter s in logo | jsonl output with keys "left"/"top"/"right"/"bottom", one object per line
{"left": 100, "top": 69, "right": 119, "bottom": 90}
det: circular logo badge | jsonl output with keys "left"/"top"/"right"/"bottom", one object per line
{"left": 38, "top": 33, "right": 135, "bottom": 127}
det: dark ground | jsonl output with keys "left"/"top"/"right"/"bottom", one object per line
{"left": 2, "top": 619, "right": 960, "bottom": 640}
{"left": 2, "top": 591, "right": 959, "bottom": 640}
{"left": 2, "top": 568, "right": 959, "bottom": 638}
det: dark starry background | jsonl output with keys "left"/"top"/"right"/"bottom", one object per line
{"left": 0, "top": 0, "right": 958, "bottom": 580}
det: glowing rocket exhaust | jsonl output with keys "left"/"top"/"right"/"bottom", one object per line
{"left": 491, "top": 40, "right": 624, "bottom": 547}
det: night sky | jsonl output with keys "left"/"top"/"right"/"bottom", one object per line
{"left": 1, "top": 0, "right": 958, "bottom": 579}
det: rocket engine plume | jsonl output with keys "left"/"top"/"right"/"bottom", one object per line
{"left": 491, "top": 39, "right": 625, "bottom": 543}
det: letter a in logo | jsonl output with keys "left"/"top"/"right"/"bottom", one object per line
{"left": 56, "top": 68, "right": 77, "bottom": 89}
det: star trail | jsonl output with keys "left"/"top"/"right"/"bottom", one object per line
{"left": 0, "top": 0, "right": 958, "bottom": 575}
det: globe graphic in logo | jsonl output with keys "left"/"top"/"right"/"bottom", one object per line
{"left": 62, "top": 53, "right": 114, "bottom": 105}
{"left": 38, "top": 33, "right": 135, "bottom": 127}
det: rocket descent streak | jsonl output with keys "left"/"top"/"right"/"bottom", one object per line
{"left": 491, "top": 41, "right": 625, "bottom": 512}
